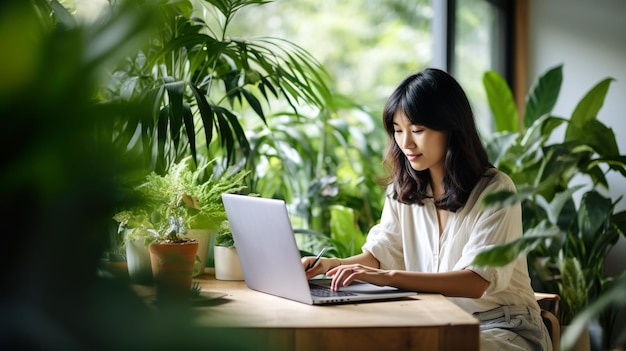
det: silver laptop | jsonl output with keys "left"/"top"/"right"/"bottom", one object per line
{"left": 222, "top": 193, "right": 417, "bottom": 305}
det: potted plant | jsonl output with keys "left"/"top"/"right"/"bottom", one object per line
{"left": 473, "top": 65, "right": 626, "bottom": 350}
{"left": 112, "top": 210, "right": 160, "bottom": 284}
{"left": 161, "top": 156, "right": 248, "bottom": 276}
{"left": 214, "top": 221, "right": 244, "bottom": 281}
{"left": 147, "top": 213, "right": 199, "bottom": 300}
{"left": 114, "top": 156, "right": 248, "bottom": 281}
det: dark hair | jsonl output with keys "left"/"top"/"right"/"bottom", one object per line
{"left": 381, "top": 68, "right": 492, "bottom": 212}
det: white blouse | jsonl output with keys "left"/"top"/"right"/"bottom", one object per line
{"left": 361, "top": 168, "right": 539, "bottom": 314}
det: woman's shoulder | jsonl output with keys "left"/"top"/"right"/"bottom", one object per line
{"left": 480, "top": 167, "right": 516, "bottom": 192}
{"left": 461, "top": 168, "right": 516, "bottom": 211}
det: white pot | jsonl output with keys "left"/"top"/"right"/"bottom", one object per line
{"left": 214, "top": 246, "right": 244, "bottom": 281}
{"left": 125, "top": 237, "right": 153, "bottom": 284}
{"left": 185, "top": 229, "right": 214, "bottom": 277}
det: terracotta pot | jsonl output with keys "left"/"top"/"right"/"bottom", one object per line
{"left": 149, "top": 241, "right": 199, "bottom": 299}
{"left": 185, "top": 229, "right": 214, "bottom": 277}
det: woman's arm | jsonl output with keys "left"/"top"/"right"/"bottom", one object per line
{"left": 327, "top": 262, "right": 489, "bottom": 298}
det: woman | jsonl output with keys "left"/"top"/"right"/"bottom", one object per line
{"left": 302, "top": 68, "right": 552, "bottom": 351}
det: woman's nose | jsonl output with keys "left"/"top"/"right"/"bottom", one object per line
{"left": 401, "top": 133, "right": 415, "bottom": 148}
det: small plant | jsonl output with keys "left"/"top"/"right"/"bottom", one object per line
{"left": 113, "top": 157, "right": 248, "bottom": 245}
{"left": 215, "top": 221, "right": 235, "bottom": 248}
{"left": 157, "top": 214, "right": 193, "bottom": 244}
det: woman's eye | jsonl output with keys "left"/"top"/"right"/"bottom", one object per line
{"left": 412, "top": 129, "right": 424, "bottom": 134}
{"left": 394, "top": 129, "right": 402, "bottom": 134}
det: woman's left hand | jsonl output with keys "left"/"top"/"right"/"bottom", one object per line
{"left": 326, "top": 264, "right": 391, "bottom": 291}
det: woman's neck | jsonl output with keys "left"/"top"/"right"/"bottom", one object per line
{"left": 429, "top": 169, "right": 444, "bottom": 201}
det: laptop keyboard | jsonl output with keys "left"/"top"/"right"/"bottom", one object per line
{"left": 309, "top": 283, "right": 357, "bottom": 297}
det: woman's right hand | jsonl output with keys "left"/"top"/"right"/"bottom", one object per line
{"left": 301, "top": 257, "right": 340, "bottom": 280}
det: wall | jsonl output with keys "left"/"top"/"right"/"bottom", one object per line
{"left": 528, "top": 0, "right": 626, "bottom": 346}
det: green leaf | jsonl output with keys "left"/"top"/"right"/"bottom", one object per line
{"left": 577, "top": 191, "right": 613, "bottom": 245}
{"left": 545, "top": 185, "right": 584, "bottom": 225}
{"left": 241, "top": 88, "right": 266, "bottom": 123}
{"left": 472, "top": 223, "right": 558, "bottom": 267}
{"left": 558, "top": 255, "right": 588, "bottom": 324}
{"left": 485, "top": 131, "right": 519, "bottom": 167}
{"left": 483, "top": 71, "right": 518, "bottom": 133}
{"left": 573, "top": 119, "right": 619, "bottom": 157}
{"left": 523, "top": 65, "right": 562, "bottom": 130}
{"left": 481, "top": 188, "right": 536, "bottom": 208}
{"left": 586, "top": 155, "right": 626, "bottom": 178}
{"left": 565, "top": 77, "right": 614, "bottom": 142}
{"left": 520, "top": 115, "right": 565, "bottom": 149}
{"left": 562, "top": 275, "right": 626, "bottom": 350}
{"left": 188, "top": 82, "right": 214, "bottom": 149}
{"left": 181, "top": 103, "right": 196, "bottom": 163}
{"left": 164, "top": 79, "right": 185, "bottom": 150}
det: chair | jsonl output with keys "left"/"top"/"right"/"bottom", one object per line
{"left": 535, "top": 292, "right": 561, "bottom": 351}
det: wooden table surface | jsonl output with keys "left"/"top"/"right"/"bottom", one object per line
{"left": 177, "top": 270, "right": 480, "bottom": 351}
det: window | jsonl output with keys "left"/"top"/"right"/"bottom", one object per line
{"left": 73, "top": 0, "right": 513, "bottom": 135}
{"left": 450, "top": 0, "right": 514, "bottom": 136}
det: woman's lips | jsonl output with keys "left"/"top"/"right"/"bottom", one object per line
{"left": 405, "top": 153, "right": 421, "bottom": 161}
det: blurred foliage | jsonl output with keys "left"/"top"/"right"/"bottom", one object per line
{"left": 229, "top": 0, "right": 432, "bottom": 112}
{"left": 0, "top": 0, "right": 262, "bottom": 349}
{"left": 94, "top": 0, "right": 398, "bottom": 258}
{"left": 474, "top": 65, "right": 626, "bottom": 348}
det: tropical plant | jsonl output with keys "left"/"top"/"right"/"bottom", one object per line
{"left": 100, "top": 0, "right": 389, "bottom": 261}
{"left": 113, "top": 156, "right": 248, "bottom": 246}
{"left": 472, "top": 64, "right": 626, "bottom": 348}
{"left": 1, "top": 0, "right": 254, "bottom": 349}
{"left": 103, "top": 0, "right": 333, "bottom": 173}
{"left": 243, "top": 106, "right": 386, "bottom": 258}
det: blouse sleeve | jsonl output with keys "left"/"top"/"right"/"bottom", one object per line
{"left": 453, "top": 172, "right": 523, "bottom": 295}
{"left": 361, "top": 193, "right": 406, "bottom": 270}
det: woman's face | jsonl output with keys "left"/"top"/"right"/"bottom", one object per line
{"left": 392, "top": 111, "right": 447, "bottom": 176}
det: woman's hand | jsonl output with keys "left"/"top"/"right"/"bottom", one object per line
{"left": 326, "top": 264, "right": 391, "bottom": 291}
{"left": 301, "top": 257, "right": 340, "bottom": 280}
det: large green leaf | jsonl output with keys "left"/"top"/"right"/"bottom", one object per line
{"left": 574, "top": 119, "right": 619, "bottom": 158}
{"left": 565, "top": 77, "right": 614, "bottom": 142}
{"left": 472, "top": 221, "right": 559, "bottom": 267}
{"left": 523, "top": 65, "right": 562, "bottom": 130}
{"left": 577, "top": 191, "right": 613, "bottom": 246}
{"left": 164, "top": 79, "right": 185, "bottom": 150}
{"left": 483, "top": 71, "right": 518, "bottom": 133}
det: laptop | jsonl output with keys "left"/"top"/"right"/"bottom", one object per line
{"left": 221, "top": 193, "right": 417, "bottom": 305}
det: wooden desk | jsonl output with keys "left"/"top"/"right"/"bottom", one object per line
{"left": 189, "top": 271, "right": 479, "bottom": 351}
